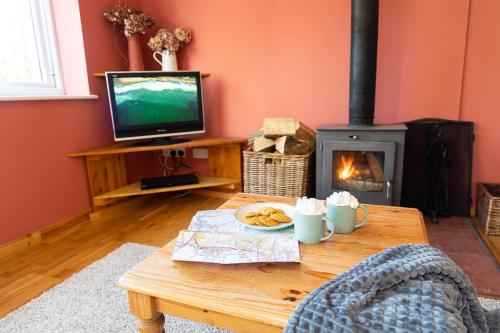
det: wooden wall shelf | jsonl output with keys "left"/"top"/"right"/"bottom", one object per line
{"left": 94, "top": 72, "right": 210, "bottom": 78}
{"left": 70, "top": 137, "right": 246, "bottom": 209}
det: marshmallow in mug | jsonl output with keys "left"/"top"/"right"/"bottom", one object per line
{"left": 295, "top": 197, "right": 326, "bottom": 215}
{"left": 326, "top": 191, "right": 359, "bottom": 209}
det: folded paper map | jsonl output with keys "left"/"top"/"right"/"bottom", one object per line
{"left": 172, "top": 210, "right": 300, "bottom": 264}
{"left": 172, "top": 230, "right": 300, "bottom": 264}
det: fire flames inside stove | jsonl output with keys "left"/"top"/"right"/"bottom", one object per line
{"left": 333, "top": 151, "right": 385, "bottom": 192}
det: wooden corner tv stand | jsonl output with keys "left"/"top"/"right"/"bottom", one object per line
{"left": 70, "top": 137, "right": 246, "bottom": 210}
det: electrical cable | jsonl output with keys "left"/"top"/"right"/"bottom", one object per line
{"left": 160, "top": 150, "right": 200, "bottom": 176}
{"left": 178, "top": 150, "right": 194, "bottom": 170}
{"left": 158, "top": 153, "right": 173, "bottom": 176}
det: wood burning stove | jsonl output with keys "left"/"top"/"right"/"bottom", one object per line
{"left": 316, "top": 124, "right": 406, "bottom": 205}
{"left": 316, "top": 0, "right": 406, "bottom": 205}
{"left": 316, "top": 0, "right": 474, "bottom": 210}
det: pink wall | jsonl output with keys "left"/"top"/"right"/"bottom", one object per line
{"left": 376, "top": 0, "right": 470, "bottom": 123}
{"left": 460, "top": 0, "right": 500, "bottom": 188}
{"left": 2, "top": 0, "right": 499, "bottom": 244}
{"left": 0, "top": 0, "right": 140, "bottom": 244}
{"left": 142, "top": 0, "right": 499, "bottom": 192}
{"left": 141, "top": 0, "right": 470, "bottom": 136}
{"left": 142, "top": 0, "right": 350, "bottom": 134}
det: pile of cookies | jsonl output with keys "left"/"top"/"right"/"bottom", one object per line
{"left": 244, "top": 207, "right": 292, "bottom": 227}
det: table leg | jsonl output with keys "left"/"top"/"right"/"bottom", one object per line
{"left": 128, "top": 291, "right": 165, "bottom": 333}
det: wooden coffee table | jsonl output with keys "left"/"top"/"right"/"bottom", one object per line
{"left": 118, "top": 193, "right": 428, "bottom": 333}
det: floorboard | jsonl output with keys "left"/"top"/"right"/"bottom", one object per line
{"left": 0, "top": 192, "right": 226, "bottom": 318}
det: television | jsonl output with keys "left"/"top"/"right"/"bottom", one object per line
{"left": 105, "top": 71, "right": 204, "bottom": 143}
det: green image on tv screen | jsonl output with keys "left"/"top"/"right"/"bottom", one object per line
{"left": 113, "top": 76, "right": 199, "bottom": 127}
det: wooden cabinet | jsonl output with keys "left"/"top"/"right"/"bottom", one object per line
{"left": 70, "top": 137, "right": 246, "bottom": 209}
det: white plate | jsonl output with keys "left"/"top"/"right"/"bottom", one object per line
{"left": 234, "top": 202, "right": 296, "bottom": 231}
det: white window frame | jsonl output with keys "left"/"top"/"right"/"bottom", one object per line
{"left": 0, "top": 0, "right": 64, "bottom": 96}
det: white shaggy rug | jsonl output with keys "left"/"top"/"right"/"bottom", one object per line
{"left": 0, "top": 243, "right": 230, "bottom": 333}
{"left": 0, "top": 243, "right": 498, "bottom": 333}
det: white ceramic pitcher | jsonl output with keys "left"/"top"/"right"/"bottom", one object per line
{"left": 153, "top": 50, "right": 178, "bottom": 71}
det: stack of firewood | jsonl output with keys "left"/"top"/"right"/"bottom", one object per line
{"left": 249, "top": 118, "right": 316, "bottom": 155}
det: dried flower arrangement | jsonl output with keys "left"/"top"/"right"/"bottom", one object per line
{"left": 147, "top": 27, "right": 192, "bottom": 54}
{"left": 104, "top": 3, "right": 155, "bottom": 37}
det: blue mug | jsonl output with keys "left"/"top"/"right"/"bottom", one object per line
{"left": 293, "top": 212, "right": 335, "bottom": 244}
{"left": 326, "top": 204, "right": 369, "bottom": 234}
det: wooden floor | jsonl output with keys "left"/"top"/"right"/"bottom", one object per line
{"left": 0, "top": 192, "right": 227, "bottom": 319}
{"left": 1, "top": 193, "right": 499, "bottom": 319}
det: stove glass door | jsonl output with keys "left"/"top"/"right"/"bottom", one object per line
{"left": 321, "top": 140, "right": 396, "bottom": 205}
{"left": 332, "top": 151, "right": 385, "bottom": 192}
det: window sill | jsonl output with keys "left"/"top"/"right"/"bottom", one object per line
{"left": 0, "top": 94, "right": 98, "bottom": 102}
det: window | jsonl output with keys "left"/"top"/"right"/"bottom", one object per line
{"left": 0, "top": 0, "right": 63, "bottom": 96}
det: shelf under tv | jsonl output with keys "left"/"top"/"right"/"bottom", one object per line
{"left": 93, "top": 176, "right": 239, "bottom": 207}
{"left": 70, "top": 137, "right": 247, "bottom": 210}
{"left": 93, "top": 72, "right": 210, "bottom": 78}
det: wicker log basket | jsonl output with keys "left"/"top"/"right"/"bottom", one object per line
{"left": 476, "top": 183, "right": 500, "bottom": 235}
{"left": 243, "top": 150, "right": 314, "bottom": 198}
{"left": 244, "top": 118, "right": 316, "bottom": 198}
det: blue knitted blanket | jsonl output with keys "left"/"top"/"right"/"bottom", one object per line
{"left": 286, "top": 244, "right": 499, "bottom": 333}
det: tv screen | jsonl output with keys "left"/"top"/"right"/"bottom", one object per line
{"left": 105, "top": 71, "right": 204, "bottom": 141}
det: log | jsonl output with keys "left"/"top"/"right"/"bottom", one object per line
{"left": 275, "top": 136, "right": 309, "bottom": 155}
{"left": 275, "top": 136, "right": 286, "bottom": 154}
{"left": 253, "top": 136, "right": 275, "bottom": 152}
{"left": 294, "top": 121, "right": 316, "bottom": 149}
{"left": 366, "top": 153, "right": 384, "bottom": 182}
{"left": 247, "top": 129, "right": 263, "bottom": 146}
{"left": 263, "top": 118, "right": 297, "bottom": 138}
{"left": 338, "top": 179, "right": 384, "bottom": 192}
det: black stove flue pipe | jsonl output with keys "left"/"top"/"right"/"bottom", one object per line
{"left": 348, "top": 0, "right": 379, "bottom": 126}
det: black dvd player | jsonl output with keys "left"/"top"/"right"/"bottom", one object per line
{"left": 140, "top": 173, "right": 199, "bottom": 190}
